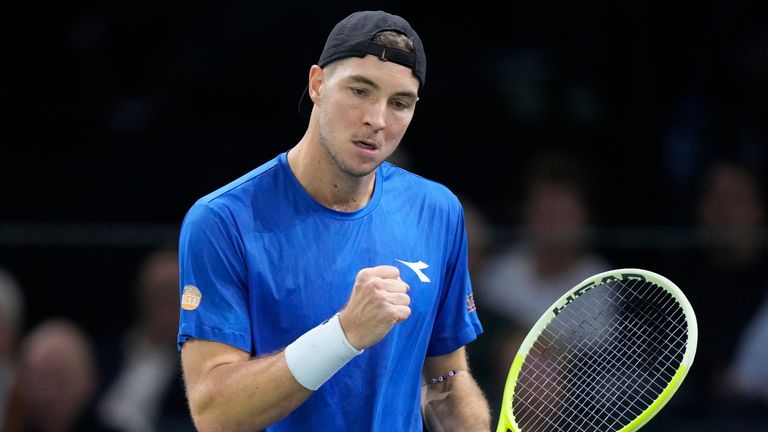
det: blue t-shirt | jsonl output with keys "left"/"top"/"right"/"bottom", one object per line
{"left": 178, "top": 152, "right": 482, "bottom": 431}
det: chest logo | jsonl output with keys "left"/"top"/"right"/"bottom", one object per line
{"left": 395, "top": 259, "right": 431, "bottom": 283}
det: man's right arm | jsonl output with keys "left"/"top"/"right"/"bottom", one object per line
{"left": 181, "top": 339, "right": 311, "bottom": 432}
{"left": 181, "top": 265, "right": 411, "bottom": 431}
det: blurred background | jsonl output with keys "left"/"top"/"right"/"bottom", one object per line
{"left": 3, "top": 0, "right": 768, "bottom": 430}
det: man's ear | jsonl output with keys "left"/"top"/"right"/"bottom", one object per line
{"left": 308, "top": 65, "right": 325, "bottom": 105}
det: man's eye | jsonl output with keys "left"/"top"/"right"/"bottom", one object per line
{"left": 350, "top": 87, "right": 367, "bottom": 96}
{"left": 392, "top": 100, "right": 411, "bottom": 110}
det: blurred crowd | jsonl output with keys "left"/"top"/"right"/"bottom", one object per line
{"left": 0, "top": 249, "right": 193, "bottom": 432}
{"left": 464, "top": 151, "right": 768, "bottom": 431}
{"left": 1, "top": 151, "right": 767, "bottom": 431}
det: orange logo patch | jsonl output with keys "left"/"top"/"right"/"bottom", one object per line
{"left": 181, "top": 285, "right": 202, "bottom": 311}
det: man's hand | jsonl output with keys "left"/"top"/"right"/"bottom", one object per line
{"left": 339, "top": 265, "right": 411, "bottom": 350}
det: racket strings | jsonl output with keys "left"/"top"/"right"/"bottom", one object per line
{"left": 520, "top": 281, "right": 686, "bottom": 431}
{"left": 519, "top": 281, "right": 687, "bottom": 431}
{"left": 517, "top": 321, "right": 669, "bottom": 429}
{"left": 563, "top": 282, "right": 685, "bottom": 429}
{"left": 518, "top": 280, "right": 672, "bottom": 429}
{"left": 515, "top": 280, "right": 667, "bottom": 430}
{"left": 512, "top": 279, "right": 689, "bottom": 431}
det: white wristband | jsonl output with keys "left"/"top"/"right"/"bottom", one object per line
{"left": 284, "top": 314, "right": 363, "bottom": 390}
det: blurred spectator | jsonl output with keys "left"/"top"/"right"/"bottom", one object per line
{"left": 12, "top": 319, "right": 100, "bottom": 432}
{"left": 460, "top": 195, "right": 493, "bottom": 279}
{"left": 0, "top": 269, "right": 24, "bottom": 430}
{"left": 696, "top": 161, "right": 765, "bottom": 270}
{"left": 457, "top": 196, "right": 497, "bottom": 411}
{"left": 475, "top": 150, "right": 610, "bottom": 410}
{"left": 95, "top": 248, "right": 193, "bottom": 432}
{"left": 669, "top": 160, "right": 768, "bottom": 421}
{"left": 479, "top": 150, "right": 610, "bottom": 326}
{"left": 727, "top": 293, "right": 768, "bottom": 405}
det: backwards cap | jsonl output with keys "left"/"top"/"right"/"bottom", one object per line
{"left": 298, "top": 11, "right": 426, "bottom": 116}
{"left": 317, "top": 10, "right": 427, "bottom": 88}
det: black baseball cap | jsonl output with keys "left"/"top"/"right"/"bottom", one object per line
{"left": 319, "top": 10, "right": 426, "bottom": 87}
{"left": 299, "top": 10, "right": 426, "bottom": 115}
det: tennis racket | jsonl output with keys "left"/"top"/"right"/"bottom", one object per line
{"left": 496, "top": 268, "right": 697, "bottom": 432}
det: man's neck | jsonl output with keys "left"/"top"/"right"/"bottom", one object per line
{"left": 287, "top": 138, "right": 376, "bottom": 212}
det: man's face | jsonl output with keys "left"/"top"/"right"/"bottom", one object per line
{"left": 313, "top": 55, "right": 420, "bottom": 178}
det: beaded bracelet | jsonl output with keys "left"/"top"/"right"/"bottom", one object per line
{"left": 428, "top": 369, "right": 459, "bottom": 385}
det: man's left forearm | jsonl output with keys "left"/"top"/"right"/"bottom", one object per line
{"left": 422, "top": 370, "right": 491, "bottom": 432}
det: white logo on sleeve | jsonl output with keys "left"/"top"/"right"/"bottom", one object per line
{"left": 395, "top": 259, "right": 431, "bottom": 283}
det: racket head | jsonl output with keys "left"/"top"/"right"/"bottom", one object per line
{"left": 496, "top": 268, "right": 698, "bottom": 432}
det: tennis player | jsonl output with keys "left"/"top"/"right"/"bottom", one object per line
{"left": 177, "top": 10, "right": 491, "bottom": 431}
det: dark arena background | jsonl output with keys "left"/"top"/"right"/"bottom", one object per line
{"left": 3, "top": 1, "right": 768, "bottom": 431}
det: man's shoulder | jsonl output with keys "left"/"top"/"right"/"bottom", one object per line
{"left": 197, "top": 155, "right": 283, "bottom": 206}
{"left": 181, "top": 154, "right": 285, "bottom": 228}
{"left": 381, "top": 162, "right": 460, "bottom": 205}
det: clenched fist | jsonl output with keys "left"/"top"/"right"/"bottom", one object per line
{"left": 339, "top": 265, "right": 411, "bottom": 350}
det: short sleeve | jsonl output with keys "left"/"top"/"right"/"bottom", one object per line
{"left": 427, "top": 205, "right": 483, "bottom": 356}
{"left": 177, "top": 202, "right": 252, "bottom": 353}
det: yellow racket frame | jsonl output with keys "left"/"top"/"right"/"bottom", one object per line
{"left": 496, "top": 268, "right": 698, "bottom": 432}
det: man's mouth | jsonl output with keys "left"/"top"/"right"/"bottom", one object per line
{"left": 354, "top": 140, "right": 378, "bottom": 150}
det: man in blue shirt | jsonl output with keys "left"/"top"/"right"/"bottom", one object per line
{"left": 178, "top": 10, "right": 491, "bottom": 431}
